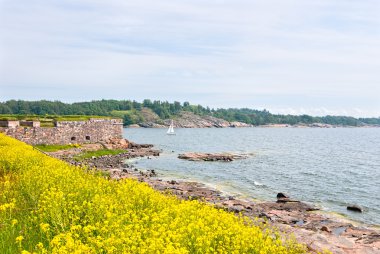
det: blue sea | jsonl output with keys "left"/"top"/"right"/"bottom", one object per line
{"left": 123, "top": 127, "right": 380, "bottom": 226}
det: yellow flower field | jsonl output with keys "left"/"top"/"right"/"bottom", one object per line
{"left": 0, "top": 133, "right": 307, "bottom": 253}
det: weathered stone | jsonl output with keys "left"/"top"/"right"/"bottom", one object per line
{"left": 128, "top": 142, "right": 154, "bottom": 149}
{"left": 321, "top": 226, "right": 331, "bottom": 232}
{"left": 229, "top": 205, "right": 244, "bottom": 213}
{"left": 347, "top": 205, "right": 363, "bottom": 212}
{"left": 0, "top": 120, "right": 20, "bottom": 128}
{"left": 0, "top": 119, "right": 123, "bottom": 145}
{"left": 277, "top": 192, "right": 289, "bottom": 199}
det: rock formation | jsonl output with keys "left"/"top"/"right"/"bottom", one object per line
{"left": 135, "top": 111, "right": 252, "bottom": 128}
{"left": 178, "top": 152, "right": 249, "bottom": 162}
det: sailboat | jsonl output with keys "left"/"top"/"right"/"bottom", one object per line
{"left": 167, "top": 120, "right": 175, "bottom": 135}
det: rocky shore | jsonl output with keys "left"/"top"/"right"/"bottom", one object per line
{"left": 137, "top": 111, "right": 253, "bottom": 128}
{"left": 127, "top": 110, "right": 379, "bottom": 129}
{"left": 49, "top": 142, "right": 380, "bottom": 254}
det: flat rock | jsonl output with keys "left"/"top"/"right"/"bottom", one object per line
{"left": 178, "top": 152, "right": 248, "bottom": 162}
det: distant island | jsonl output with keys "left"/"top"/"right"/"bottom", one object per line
{"left": 0, "top": 99, "right": 379, "bottom": 127}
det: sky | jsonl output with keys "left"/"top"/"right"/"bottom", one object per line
{"left": 0, "top": 0, "right": 379, "bottom": 117}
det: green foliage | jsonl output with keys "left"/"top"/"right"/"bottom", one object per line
{"left": 52, "top": 115, "right": 114, "bottom": 121}
{"left": 1, "top": 100, "right": 379, "bottom": 127}
{"left": 110, "top": 110, "right": 144, "bottom": 125}
{"left": 34, "top": 144, "right": 81, "bottom": 152}
{"left": 74, "top": 149, "right": 127, "bottom": 160}
{"left": 0, "top": 114, "right": 114, "bottom": 122}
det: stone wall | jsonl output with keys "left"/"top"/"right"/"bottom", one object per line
{"left": 0, "top": 120, "right": 20, "bottom": 128}
{"left": 20, "top": 121, "right": 41, "bottom": 127}
{"left": 0, "top": 119, "right": 123, "bottom": 145}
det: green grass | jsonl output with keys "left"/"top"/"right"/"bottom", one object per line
{"left": 0, "top": 114, "right": 120, "bottom": 122}
{"left": 53, "top": 115, "right": 117, "bottom": 121}
{"left": 75, "top": 149, "right": 127, "bottom": 160}
{"left": 34, "top": 144, "right": 81, "bottom": 152}
{"left": 39, "top": 121, "right": 55, "bottom": 127}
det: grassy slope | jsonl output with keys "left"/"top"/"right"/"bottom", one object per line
{"left": 0, "top": 114, "right": 117, "bottom": 122}
{"left": 74, "top": 149, "right": 127, "bottom": 160}
{"left": 0, "top": 134, "right": 307, "bottom": 253}
{"left": 34, "top": 144, "right": 81, "bottom": 152}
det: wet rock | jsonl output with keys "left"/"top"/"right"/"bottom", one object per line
{"left": 276, "top": 192, "right": 296, "bottom": 203}
{"left": 128, "top": 142, "right": 154, "bottom": 149}
{"left": 277, "top": 192, "right": 289, "bottom": 199}
{"left": 347, "top": 205, "right": 363, "bottom": 212}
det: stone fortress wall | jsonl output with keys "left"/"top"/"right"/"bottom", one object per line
{"left": 0, "top": 118, "right": 123, "bottom": 145}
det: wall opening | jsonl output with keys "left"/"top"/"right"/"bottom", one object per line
{"left": 85, "top": 136, "right": 90, "bottom": 140}
{"left": 71, "top": 137, "right": 76, "bottom": 141}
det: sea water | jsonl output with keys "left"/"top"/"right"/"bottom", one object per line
{"left": 123, "top": 127, "right": 380, "bottom": 226}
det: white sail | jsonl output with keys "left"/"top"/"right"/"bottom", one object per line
{"left": 167, "top": 120, "right": 175, "bottom": 135}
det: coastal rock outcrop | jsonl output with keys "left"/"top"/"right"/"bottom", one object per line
{"left": 347, "top": 205, "right": 363, "bottom": 213}
{"left": 178, "top": 152, "right": 249, "bottom": 162}
{"left": 102, "top": 138, "right": 130, "bottom": 149}
{"left": 135, "top": 111, "right": 252, "bottom": 128}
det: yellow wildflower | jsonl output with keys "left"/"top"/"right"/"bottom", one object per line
{"left": 11, "top": 219, "right": 18, "bottom": 226}
{"left": 15, "top": 235, "right": 24, "bottom": 243}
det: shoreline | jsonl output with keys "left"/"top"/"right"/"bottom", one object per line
{"left": 114, "top": 167, "right": 380, "bottom": 253}
{"left": 51, "top": 144, "right": 380, "bottom": 254}
{"left": 139, "top": 165, "right": 380, "bottom": 229}
{"left": 144, "top": 172, "right": 380, "bottom": 229}
{"left": 127, "top": 124, "right": 380, "bottom": 129}
{"left": 120, "top": 167, "right": 380, "bottom": 254}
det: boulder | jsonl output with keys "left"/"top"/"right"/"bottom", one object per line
{"left": 277, "top": 192, "right": 289, "bottom": 199}
{"left": 128, "top": 142, "right": 154, "bottom": 149}
{"left": 277, "top": 192, "right": 294, "bottom": 203}
{"left": 104, "top": 138, "right": 130, "bottom": 149}
{"left": 347, "top": 205, "right": 363, "bottom": 213}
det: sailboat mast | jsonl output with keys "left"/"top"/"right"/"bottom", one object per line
{"left": 167, "top": 119, "right": 175, "bottom": 134}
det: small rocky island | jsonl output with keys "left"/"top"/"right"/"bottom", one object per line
{"left": 178, "top": 152, "right": 249, "bottom": 162}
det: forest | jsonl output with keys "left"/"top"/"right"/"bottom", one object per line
{"left": 0, "top": 99, "right": 379, "bottom": 126}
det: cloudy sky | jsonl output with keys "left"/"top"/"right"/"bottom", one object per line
{"left": 0, "top": 0, "right": 379, "bottom": 117}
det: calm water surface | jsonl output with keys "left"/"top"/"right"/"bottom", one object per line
{"left": 123, "top": 128, "right": 380, "bottom": 226}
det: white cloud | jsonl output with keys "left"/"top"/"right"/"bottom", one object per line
{"left": 0, "top": 0, "right": 379, "bottom": 117}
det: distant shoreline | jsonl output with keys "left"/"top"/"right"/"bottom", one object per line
{"left": 127, "top": 123, "right": 380, "bottom": 128}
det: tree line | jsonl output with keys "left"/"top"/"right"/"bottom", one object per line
{"left": 0, "top": 99, "right": 379, "bottom": 126}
